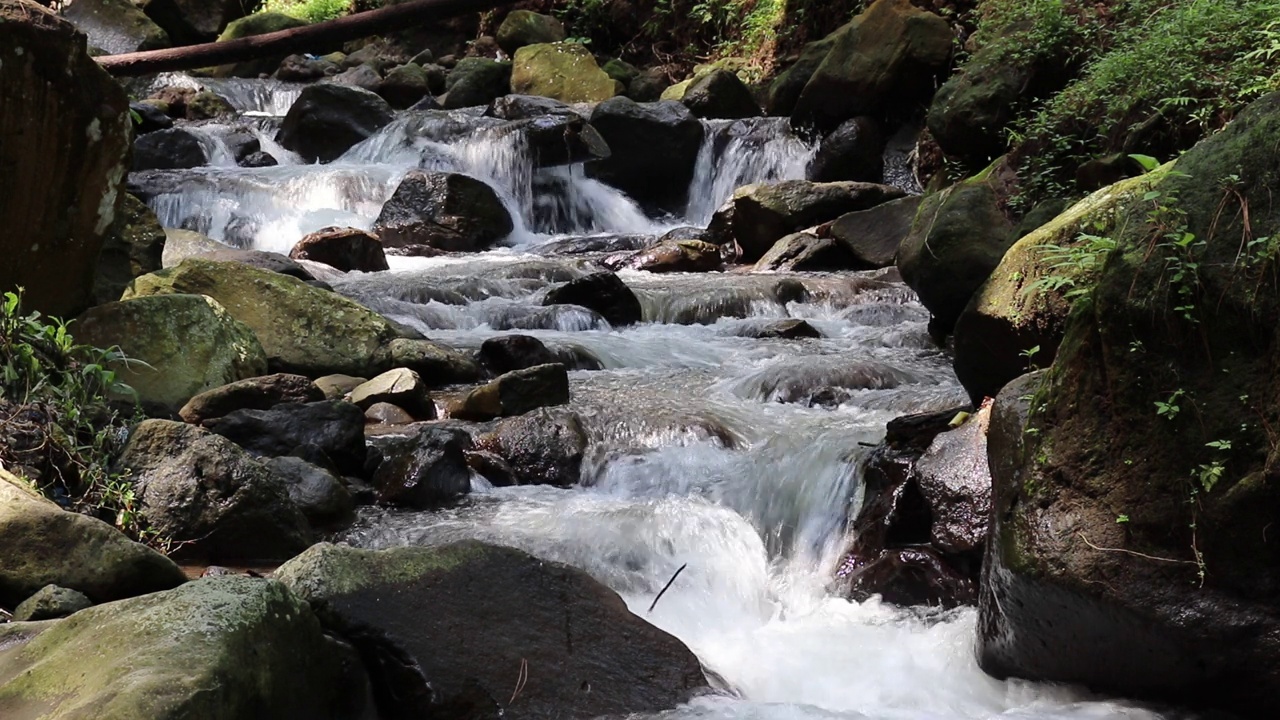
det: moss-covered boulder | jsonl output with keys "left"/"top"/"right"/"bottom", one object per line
{"left": 75, "top": 294, "right": 267, "bottom": 409}
{"left": 0, "top": 468, "right": 186, "bottom": 609}
{"left": 952, "top": 165, "right": 1172, "bottom": 401}
{"left": 978, "top": 92, "right": 1280, "bottom": 717}
{"left": 602, "top": 58, "right": 640, "bottom": 86}
{"left": 767, "top": 32, "right": 838, "bottom": 116}
{"left": 792, "top": 0, "right": 951, "bottom": 131}
{"left": 674, "top": 68, "right": 759, "bottom": 120}
{"left": 442, "top": 57, "right": 512, "bottom": 109}
{"left": 495, "top": 10, "right": 565, "bottom": 55}
{"left": 274, "top": 541, "right": 706, "bottom": 720}
{"left": 0, "top": 576, "right": 364, "bottom": 720}
{"left": 92, "top": 193, "right": 167, "bottom": 305}
{"left": 208, "top": 12, "right": 309, "bottom": 78}
{"left": 510, "top": 42, "right": 618, "bottom": 104}
{"left": 730, "top": 179, "right": 905, "bottom": 263}
{"left": 896, "top": 171, "right": 1017, "bottom": 336}
{"left": 62, "top": 0, "right": 170, "bottom": 55}
{"left": 123, "top": 259, "right": 398, "bottom": 377}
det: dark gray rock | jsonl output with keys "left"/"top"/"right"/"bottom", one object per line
{"left": 373, "top": 171, "right": 514, "bottom": 252}
{"left": 587, "top": 97, "right": 705, "bottom": 214}
{"left": 13, "top": 585, "right": 92, "bottom": 621}
{"left": 277, "top": 84, "right": 395, "bottom": 163}
{"left": 807, "top": 117, "right": 885, "bottom": 184}
{"left": 179, "top": 373, "right": 323, "bottom": 425}
{"left": 264, "top": 456, "right": 355, "bottom": 529}
{"left": 203, "top": 400, "right": 367, "bottom": 476}
{"left": 475, "top": 408, "right": 587, "bottom": 486}
{"left": 369, "top": 426, "right": 472, "bottom": 508}
{"left": 543, "top": 272, "right": 642, "bottom": 327}
{"left": 132, "top": 128, "right": 209, "bottom": 171}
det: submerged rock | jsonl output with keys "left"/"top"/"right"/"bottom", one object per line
{"left": 277, "top": 84, "right": 395, "bottom": 163}
{"left": 542, "top": 271, "right": 643, "bottom": 326}
{"left": 374, "top": 171, "right": 514, "bottom": 252}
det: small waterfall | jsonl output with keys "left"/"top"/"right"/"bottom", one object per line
{"left": 140, "top": 73, "right": 306, "bottom": 117}
{"left": 684, "top": 117, "right": 815, "bottom": 226}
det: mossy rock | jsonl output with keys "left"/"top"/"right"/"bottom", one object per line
{"left": 92, "top": 193, "right": 167, "bottom": 306}
{"left": 602, "top": 58, "right": 639, "bottom": 86}
{"left": 510, "top": 43, "right": 617, "bottom": 104}
{"left": 767, "top": 32, "right": 838, "bottom": 116}
{"left": 207, "top": 12, "right": 309, "bottom": 78}
{"left": 442, "top": 57, "right": 511, "bottom": 109}
{"left": 495, "top": 9, "right": 565, "bottom": 55}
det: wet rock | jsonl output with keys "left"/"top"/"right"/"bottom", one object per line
{"left": 369, "top": 426, "right": 472, "bottom": 507}
{"left": 543, "top": 271, "right": 642, "bottom": 326}
{"left": 241, "top": 150, "right": 279, "bottom": 167}
{"left": 495, "top": 9, "right": 565, "bottom": 54}
{"left": 209, "top": 12, "right": 310, "bottom": 78}
{"left": 0, "top": 0, "right": 132, "bottom": 318}
{"left": 276, "top": 53, "right": 340, "bottom": 82}
{"left": 792, "top": 0, "right": 951, "bottom": 131}
{"left": 144, "top": 0, "right": 250, "bottom": 42}
{"left": 731, "top": 319, "right": 823, "bottom": 339}
{"left": 264, "top": 456, "right": 355, "bottom": 529}
{"left": 119, "top": 420, "right": 313, "bottom": 561}
{"left": 587, "top": 97, "right": 705, "bottom": 214}
{"left": 842, "top": 548, "right": 977, "bottom": 607}
{"left": 678, "top": 68, "right": 760, "bottom": 119}
{"left": 627, "top": 66, "right": 669, "bottom": 101}
{"left": 0, "top": 576, "right": 363, "bottom": 720}
{"left": 74, "top": 294, "right": 267, "bottom": 409}
{"left": 364, "top": 402, "right": 414, "bottom": 425}
{"left": 277, "top": 84, "right": 395, "bottom": 163}
{"left": 161, "top": 228, "right": 225, "bottom": 267}
{"left": 485, "top": 93, "right": 575, "bottom": 119}
{"left": 275, "top": 542, "right": 706, "bottom": 719}
{"left": 915, "top": 403, "right": 991, "bottom": 555}
{"left": 315, "top": 374, "right": 366, "bottom": 400}
{"left": 465, "top": 449, "right": 519, "bottom": 486}
{"left": 829, "top": 195, "right": 921, "bottom": 269}
{"left": 475, "top": 408, "right": 587, "bottom": 486}
{"left": 349, "top": 368, "right": 435, "bottom": 419}
{"left": 754, "top": 232, "right": 860, "bottom": 272}
{"left": 731, "top": 180, "right": 905, "bottom": 263}
{"left": 194, "top": 248, "right": 317, "bottom": 280}
{"left": 603, "top": 58, "right": 640, "bottom": 87}
{"left": 63, "top": 0, "right": 170, "bottom": 55}
{"left": 518, "top": 113, "right": 611, "bottom": 168}
{"left": 442, "top": 57, "right": 511, "bottom": 109}
{"left": 624, "top": 239, "right": 723, "bottom": 273}
{"left": 477, "top": 335, "right": 559, "bottom": 375}
{"left": 450, "top": 363, "right": 570, "bottom": 422}
{"left": 385, "top": 338, "right": 484, "bottom": 386}
{"left": 377, "top": 62, "right": 433, "bottom": 108}
{"left": 92, "top": 193, "right": 168, "bottom": 305}
{"left": 129, "top": 101, "right": 173, "bottom": 134}
{"left": 511, "top": 42, "right": 617, "bottom": 104}
{"left": 373, "top": 170, "right": 514, "bottom": 252}
{"left": 125, "top": 259, "right": 398, "bottom": 377}
{"left": 766, "top": 33, "right": 836, "bottom": 116}
{"left": 204, "top": 400, "right": 367, "bottom": 477}
{"left": 290, "top": 226, "right": 390, "bottom": 273}
{"left": 13, "top": 585, "right": 92, "bottom": 621}
{"left": 806, "top": 116, "right": 885, "bottom": 184}
{"left": 0, "top": 468, "right": 187, "bottom": 608}
{"left": 331, "top": 63, "right": 383, "bottom": 91}
{"left": 179, "top": 373, "right": 323, "bottom": 425}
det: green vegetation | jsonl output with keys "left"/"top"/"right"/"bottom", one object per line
{"left": 259, "top": 0, "right": 352, "bottom": 23}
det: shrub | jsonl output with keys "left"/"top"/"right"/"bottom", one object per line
{"left": 260, "top": 0, "right": 353, "bottom": 23}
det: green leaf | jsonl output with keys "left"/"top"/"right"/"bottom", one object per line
{"left": 1129, "top": 154, "right": 1160, "bottom": 173}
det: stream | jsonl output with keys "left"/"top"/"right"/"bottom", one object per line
{"left": 136, "top": 75, "right": 1176, "bottom": 720}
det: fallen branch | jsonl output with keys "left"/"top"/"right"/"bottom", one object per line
{"left": 94, "top": 0, "right": 517, "bottom": 77}
{"left": 648, "top": 563, "right": 687, "bottom": 613}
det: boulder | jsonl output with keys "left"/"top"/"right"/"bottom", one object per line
{"left": 807, "top": 116, "right": 886, "bottom": 183}
{"left": 12, "top": 585, "right": 92, "bottom": 621}
{"left": 129, "top": 101, "right": 174, "bottom": 134}
{"left": 132, "top": 127, "right": 210, "bottom": 171}
{"left": 543, "top": 271, "right": 643, "bottom": 326}
{"left": 373, "top": 171, "right": 514, "bottom": 252}
{"left": 754, "top": 232, "right": 860, "bottom": 272}
{"left": 896, "top": 172, "right": 1017, "bottom": 336}
{"left": 290, "top": 226, "right": 390, "bottom": 273}
{"left": 144, "top": 0, "right": 249, "bottom": 42}
{"left": 74, "top": 294, "right": 268, "bottom": 409}
{"left": 510, "top": 42, "right": 618, "bottom": 104}
{"left": 209, "top": 12, "right": 310, "bottom": 78}
{"left": 364, "top": 402, "right": 414, "bottom": 425}
{"left": 730, "top": 180, "right": 905, "bottom": 263}
{"left": 0, "top": 468, "right": 187, "bottom": 608}
{"left": 792, "top": 0, "right": 951, "bottom": 131}
{"left": 330, "top": 63, "right": 383, "bottom": 92}
{"left": 274, "top": 542, "right": 706, "bottom": 719}
{"left": 627, "top": 67, "right": 669, "bottom": 101}
{"left": 587, "top": 97, "right": 705, "bottom": 214}
{"left": 678, "top": 69, "right": 759, "bottom": 119}
{"left": 178, "top": 373, "right": 323, "bottom": 425}
{"left": 442, "top": 57, "right": 512, "bottom": 109}
{"left": 477, "top": 335, "right": 560, "bottom": 375}
{"left": 92, "top": 193, "right": 168, "bottom": 305}
{"left": 203, "top": 400, "right": 367, "bottom": 476}
{"left": 144, "top": 86, "right": 235, "bottom": 121}
{"left": 161, "top": 228, "right": 227, "bottom": 267}
{"left": 915, "top": 403, "right": 991, "bottom": 555}
{"left": 475, "top": 408, "right": 587, "bottom": 486}
{"left": 602, "top": 58, "right": 640, "bottom": 86}
{"left": 349, "top": 368, "right": 436, "bottom": 419}
{"left": 385, "top": 338, "right": 484, "bottom": 385}
{"left": 0, "top": 0, "right": 132, "bottom": 318}
{"left": 369, "top": 426, "right": 472, "bottom": 507}
{"left": 449, "top": 363, "right": 570, "bottom": 421}
{"left": 843, "top": 547, "right": 977, "bottom": 607}
{"left": 952, "top": 167, "right": 1171, "bottom": 401}
{"left": 517, "top": 113, "right": 611, "bottom": 167}
{"left": 731, "top": 319, "right": 823, "bottom": 339}
{"left": 193, "top": 248, "right": 317, "bottom": 281}
{"left": 277, "top": 84, "right": 395, "bottom": 163}
{"left": 377, "top": 62, "right": 433, "bottom": 107}
{"left": 276, "top": 53, "right": 341, "bottom": 82}
{"left": 624, "top": 238, "right": 723, "bottom": 273}
{"left": 314, "top": 373, "right": 366, "bottom": 400}
{"left": 119, "top": 420, "right": 313, "bottom": 561}
{"left": 124, "top": 259, "right": 398, "bottom": 377}
{"left": 829, "top": 195, "right": 921, "bottom": 269}
{"left": 0, "top": 576, "right": 362, "bottom": 720}
{"left": 263, "top": 456, "right": 355, "bottom": 529}
{"left": 766, "top": 33, "right": 837, "bottom": 116}
{"left": 62, "top": 0, "right": 170, "bottom": 55}
{"left": 495, "top": 9, "right": 565, "bottom": 54}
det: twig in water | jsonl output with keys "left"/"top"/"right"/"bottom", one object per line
{"left": 1077, "top": 532, "right": 1197, "bottom": 565}
{"left": 648, "top": 563, "right": 688, "bottom": 613}
{"left": 509, "top": 658, "right": 528, "bottom": 705}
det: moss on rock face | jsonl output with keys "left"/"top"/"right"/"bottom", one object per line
{"left": 207, "top": 12, "right": 309, "bottom": 77}
{"left": 510, "top": 43, "right": 618, "bottom": 104}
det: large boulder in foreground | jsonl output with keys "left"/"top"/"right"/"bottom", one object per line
{"left": 124, "top": 259, "right": 398, "bottom": 377}
{"left": 510, "top": 42, "right": 618, "bottom": 103}
{"left": 374, "top": 171, "right": 514, "bottom": 252}
{"left": 275, "top": 541, "right": 707, "bottom": 720}
{"left": 978, "top": 93, "right": 1280, "bottom": 717}
{"left": 0, "top": 576, "right": 363, "bottom": 720}
{"left": 730, "top": 180, "right": 904, "bottom": 263}
{"left": 0, "top": 469, "right": 186, "bottom": 609}
{"left": 277, "top": 84, "right": 395, "bottom": 163}
{"left": 587, "top": 97, "right": 705, "bottom": 214}
{"left": 1, "top": 0, "right": 132, "bottom": 317}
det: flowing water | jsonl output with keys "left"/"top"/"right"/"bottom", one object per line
{"left": 140, "top": 76, "right": 1179, "bottom": 720}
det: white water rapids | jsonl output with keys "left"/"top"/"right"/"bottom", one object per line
{"left": 139, "top": 77, "right": 1181, "bottom": 720}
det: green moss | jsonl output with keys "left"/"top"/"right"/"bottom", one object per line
{"left": 259, "top": 0, "right": 351, "bottom": 23}
{"left": 274, "top": 541, "right": 491, "bottom": 599}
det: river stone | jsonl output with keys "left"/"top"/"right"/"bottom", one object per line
{"left": 829, "top": 195, "right": 921, "bottom": 269}
{"left": 475, "top": 407, "right": 587, "bottom": 486}
{"left": 377, "top": 62, "right": 432, "bottom": 107}
{"left": 496, "top": 9, "right": 565, "bottom": 54}
{"left": 443, "top": 57, "right": 512, "bottom": 109}
{"left": 624, "top": 238, "right": 723, "bottom": 273}
{"left": 92, "top": 193, "right": 168, "bottom": 305}
{"left": 120, "top": 420, "right": 313, "bottom": 561}
{"left": 385, "top": 338, "right": 484, "bottom": 385}
{"left": 74, "top": 294, "right": 268, "bottom": 409}
{"left": 277, "top": 84, "right": 395, "bottom": 163}
{"left": 124, "top": 258, "right": 398, "bottom": 377}
{"left": 129, "top": 101, "right": 174, "bottom": 134}
{"left": 331, "top": 63, "right": 382, "bottom": 92}
{"left": 290, "top": 226, "right": 389, "bottom": 273}
{"left": 0, "top": 576, "right": 363, "bottom": 720}
{"left": 274, "top": 541, "right": 707, "bottom": 720}
{"left": 209, "top": 12, "right": 310, "bottom": 78}
{"left": 679, "top": 69, "right": 760, "bottom": 119}
{"left": 179, "top": 373, "right": 323, "bottom": 425}
{"left": 450, "top": 363, "right": 570, "bottom": 422}
{"left": 161, "top": 228, "right": 226, "bottom": 267}
{"left": 132, "top": 127, "right": 210, "bottom": 171}
{"left": 374, "top": 170, "right": 515, "bottom": 252}
{"left": 264, "top": 456, "right": 355, "bottom": 529}
{"left": 369, "top": 426, "right": 472, "bottom": 508}
{"left": 364, "top": 402, "right": 415, "bottom": 425}
{"left": 477, "top": 335, "right": 559, "bottom": 375}
{"left": 511, "top": 42, "right": 617, "bottom": 104}
{"left": 731, "top": 180, "right": 905, "bottom": 263}
{"left": 63, "top": 0, "right": 170, "bottom": 55}
{"left": 349, "top": 368, "right": 436, "bottom": 419}
{"left": 543, "top": 271, "right": 642, "bottom": 326}
{"left": 587, "top": 97, "right": 705, "bottom": 214}
{"left": 1, "top": 1, "right": 132, "bottom": 318}
{"left": 603, "top": 58, "right": 640, "bottom": 86}
{"left": 314, "top": 374, "right": 366, "bottom": 400}
{"left": 792, "top": 0, "right": 951, "bottom": 131}
{"left": 144, "top": 0, "right": 249, "bottom": 42}
{"left": 12, "top": 585, "right": 92, "bottom": 621}
{"left": 731, "top": 319, "right": 823, "bottom": 340}
{"left": 628, "top": 66, "right": 669, "bottom": 101}
{"left": 0, "top": 468, "right": 187, "bottom": 608}
{"left": 915, "top": 403, "right": 992, "bottom": 555}
{"left": 193, "top": 248, "right": 317, "bottom": 281}
{"left": 843, "top": 547, "right": 977, "bottom": 607}
{"left": 203, "top": 400, "right": 367, "bottom": 477}
{"left": 754, "top": 232, "right": 860, "bottom": 272}
{"left": 807, "top": 117, "right": 886, "bottom": 184}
